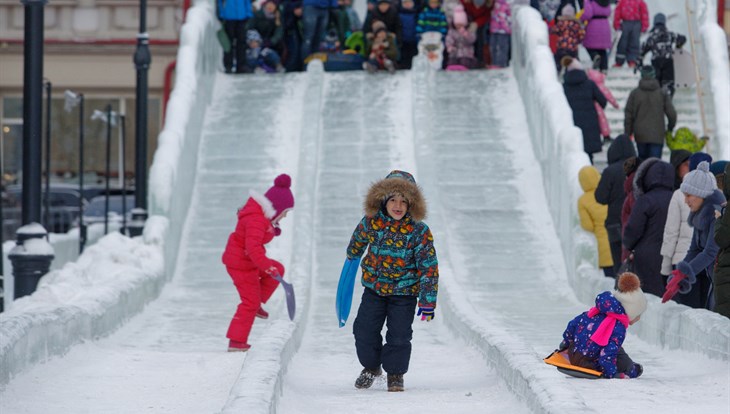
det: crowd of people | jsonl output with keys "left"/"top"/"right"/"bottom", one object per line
{"left": 216, "top": 0, "right": 513, "bottom": 74}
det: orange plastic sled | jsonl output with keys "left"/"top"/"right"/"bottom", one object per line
{"left": 544, "top": 350, "right": 602, "bottom": 379}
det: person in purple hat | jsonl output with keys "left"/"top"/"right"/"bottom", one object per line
{"left": 221, "top": 174, "right": 295, "bottom": 352}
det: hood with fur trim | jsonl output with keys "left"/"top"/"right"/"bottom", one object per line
{"left": 364, "top": 170, "right": 427, "bottom": 221}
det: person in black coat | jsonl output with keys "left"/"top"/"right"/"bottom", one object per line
{"left": 363, "top": 0, "right": 403, "bottom": 46}
{"left": 562, "top": 58, "right": 607, "bottom": 164}
{"left": 595, "top": 134, "right": 637, "bottom": 274}
{"left": 623, "top": 158, "right": 675, "bottom": 297}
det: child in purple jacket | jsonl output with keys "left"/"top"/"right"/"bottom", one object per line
{"left": 558, "top": 272, "right": 647, "bottom": 378}
{"left": 580, "top": 0, "right": 612, "bottom": 72}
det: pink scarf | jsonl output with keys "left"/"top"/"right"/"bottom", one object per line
{"left": 587, "top": 307, "right": 630, "bottom": 346}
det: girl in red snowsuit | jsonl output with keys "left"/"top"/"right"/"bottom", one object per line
{"left": 221, "top": 174, "right": 294, "bottom": 351}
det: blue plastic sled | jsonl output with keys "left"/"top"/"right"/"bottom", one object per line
{"left": 336, "top": 257, "right": 360, "bottom": 327}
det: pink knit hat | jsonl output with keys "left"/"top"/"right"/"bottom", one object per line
{"left": 264, "top": 174, "right": 294, "bottom": 219}
{"left": 453, "top": 5, "right": 468, "bottom": 27}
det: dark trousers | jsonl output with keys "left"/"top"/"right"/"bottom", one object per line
{"left": 636, "top": 142, "right": 663, "bottom": 159}
{"left": 616, "top": 20, "right": 641, "bottom": 65}
{"left": 474, "top": 24, "right": 489, "bottom": 64}
{"left": 284, "top": 32, "right": 303, "bottom": 72}
{"left": 353, "top": 288, "right": 417, "bottom": 375}
{"left": 490, "top": 33, "right": 510, "bottom": 67}
{"left": 223, "top": 20, "right": 249, "bottom": 73}
{"left": 652, "top": 57, "right": 675, "bottom": 96}
{"left": 570, "top": 345, "right": 635, "bottom": 375}
{"left": 300, "top": 5, "right": 330, "bottom": 62}
{"left": 606, "top": 223, "right": 623, "bottom": 275}
{"left": 399, "top": 41, "right": 418, "bottom": 69}
{"left": 676, "top": 270, "right": 713, "bottom": 310}
{"left": 587, "top": 48, "right": 608, "bottom": 71}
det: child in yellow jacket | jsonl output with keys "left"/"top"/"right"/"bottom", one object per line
{"left": 579, "top": 166, "right": 614, "bottom": 277}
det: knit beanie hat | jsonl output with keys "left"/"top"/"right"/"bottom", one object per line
{"left": 561, "top": 5, "right": 575, "bottom": 17}
{"left": 710, "top": 160, "right": 729, "bottom": 177}
{"left": 640, "top": 65, "right": 656, "bottom": 79}
{"left": 669, "top": 149, "right": 692, "bottom": 169}
{"left": 613, "top": 272, "right": 648, "bottom": 322}
{"left": 654, "top": 13, "right": 666, "bottom": 26}
{"left": 680, "top": 161, "right": 717, "bottom": 198}
{"left": 453, "top": 4, "right": 468, "bottom": 27}
{"left": 264, "top": 174, "right": 295, "bottom": 219}
{"left": 246, "top": 29, "right": 262, "bottom": 44}
{"left": 689, "top": 152, "right": 713, "bottom": 171}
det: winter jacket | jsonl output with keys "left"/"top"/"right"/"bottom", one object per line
{"left": 642, "top": 24, "right": 686, "bottom": 60}
{"left": 586, "top": 69, "right": 618, "bottom": 138}
{"left": 462, "top": 0, "right": 491, "bottom": 27}
{"left": 417, "top": 6, "right": 449, "bottom": 38}
{"left": 282, "top": 0, "right": 304, "bottom": 37}
{"left": 550, "top": 17, "right": 585, "bottom": 52}
{"left": 620, "top": 170, "right": 637, "bottom": 261}
{"left": 613, "top": 0, "right": 649, "bottom": 32}
{"left": 246, "top": 9, "right": 285, "bottom": 51}
{"left": 363, "top": 5, "right": 403, "bottom": 43}
{"left": 562, "top": 291, "right": 630, "bottom": 379}
{"left": 676, "top": 190, "right": 726, "bottom": 297}
{"left": 596, "top": 134, "right": 636, "bottom": 227}
{"left": 446, "top": 26, "right": 477, "bottom": 59}
{"left": 624, "top": 79, "right": 677, "bottom": 145}
{"left": 563, "top": 69, "right": 607, "bottom": 155}
{"left": 581, "top": 0, "right": 612, "bottom": 49}
{"left": 366, "top": 32, "right": 399, "bottom": 63}
{"left": 218, "top": 0, "right": 254, "bottom": 21}
{"left": 660, "top": 189, "right": 692, "bottom": 275}
{"left": 222, "top": 195, "right": 278, "bottom": 272}
{"left": 399, "top": 8, "right": 419, "bottom": 44}
{"left": 714, "top": 162, "right": 730, "bottom": 318}
{"left": 623, "top": 158, "right": 674, "bottom": 296}
{"left": 579, "top": 167, "right": 613, "bottom": 268}
{"left": 347, "top": 210, "right": 439, "bottom": 308}
{"left": 490, "top": 0, "right": 511, "bottom": 34}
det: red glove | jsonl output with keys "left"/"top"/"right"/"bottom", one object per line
{"left": 662, "top": 269, "right": 688, "bottom": 303}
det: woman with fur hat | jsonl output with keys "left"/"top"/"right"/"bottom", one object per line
{"left": 662, "top": 161, "right": 726, "bottom": 310}
{"left": 221, "top": 174, "right": 295, "bottom": 352}
{"left": 344, "top": 170, "right": 439, "bottom": 392}
{"left": 558, "top": 272, "right": 646, "bottom": 378}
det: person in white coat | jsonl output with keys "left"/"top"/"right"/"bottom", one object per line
{"left": 660, "top": 150, "right": 693, "bottom": 281}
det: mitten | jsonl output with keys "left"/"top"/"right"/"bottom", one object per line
{"left": 627, "top": 363, "right": 643, "bottom": 378}
{"left": 265, "top": 266, "right": 281, "bottom": 277}
{"left": 417, "top": 307, "right": 435, "bottom": 322}
{"left": 662, "top": 269, "right": 690, "bottom": 303}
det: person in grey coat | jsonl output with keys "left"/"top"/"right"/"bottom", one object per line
{"left": 624, "top": 66, "right": 677, "bottom": 160}
{"left": 623, "top": 158, "right": 674, "bottom": 297}
{"left": 595, "top": 134, "right": 637, "bottom": 274}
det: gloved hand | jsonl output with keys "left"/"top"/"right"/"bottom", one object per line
{"left": 662, "top": 269, "right": 690, "bottom": 303}
{"left": 265, "top": 266, "right": 281, "bottom": 277}
{"left": 628, "top": 363, "right": 643, "bottom": 378}
{"left": 558, "top": 340, "right": 570, "bottom": 352}
{"left": 417, "top": 307, "right": 435, "bottom": 322}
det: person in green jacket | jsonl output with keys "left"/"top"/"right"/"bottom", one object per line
{"left": 714, "top": 162, "right": 730, "bottom": 318}
{"left": 624, "top": 66, "right": 676, "bottom": 160}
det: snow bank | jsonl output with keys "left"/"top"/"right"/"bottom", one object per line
{"left": 148, "top": 0, "right": 220, "bottom": 280}
{"left": 0, "top": 217, "right": 167, "bottom": 386}
{"left": 512, "top": 5, "right": 729, "bottom": 361}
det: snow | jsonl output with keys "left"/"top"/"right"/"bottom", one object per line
{"left": 1, "top": 1, "right": 729, "bottom": 413}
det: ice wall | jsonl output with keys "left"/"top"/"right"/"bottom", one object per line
{"left": 512, "top": 5, "right": 729, "bottom": 361}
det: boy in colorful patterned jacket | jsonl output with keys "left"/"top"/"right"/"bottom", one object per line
{"left": 345, "top": 170, "right": 439, "bottom": 392}
{"left": 558, "top": 272, "right": 647, "bottom": 378}
{"left": 416, "top": 0, "right": 449, "bottom": 41}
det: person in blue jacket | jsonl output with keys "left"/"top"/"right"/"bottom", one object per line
{"left": 218, "top": 0, "right": 255, "bottom": 73}
{"left": 559, "top": 272, "right": 646, "bottom": 379}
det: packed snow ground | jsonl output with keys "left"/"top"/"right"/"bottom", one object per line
{"left": 2, "top": 66, "right": 728, "bottom": 414}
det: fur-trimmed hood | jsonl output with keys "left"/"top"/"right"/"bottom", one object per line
{"left": 364, "top": 170, "right": 427, "bottom": 221}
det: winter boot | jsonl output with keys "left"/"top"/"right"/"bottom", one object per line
{"left": 384, "top": 60, "right": 396, "bottom": 74}
{"left": 228, "top": 340, "right": 251, "bottom": 352}
{"left": 256, "top": 307, "right": 269, "bottom": 319}
{"left": 387, "top": 373, "right": 404, "bottom": 392}
{"left": 362, "top": 61, "right": 377, "bottom": 74}
{"left": 354, "top": 367, "right": 382, "bottom": 389}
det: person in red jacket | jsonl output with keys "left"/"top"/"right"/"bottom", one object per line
{"left": 221, "top": 174, "right": 295, "bottom": 352}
